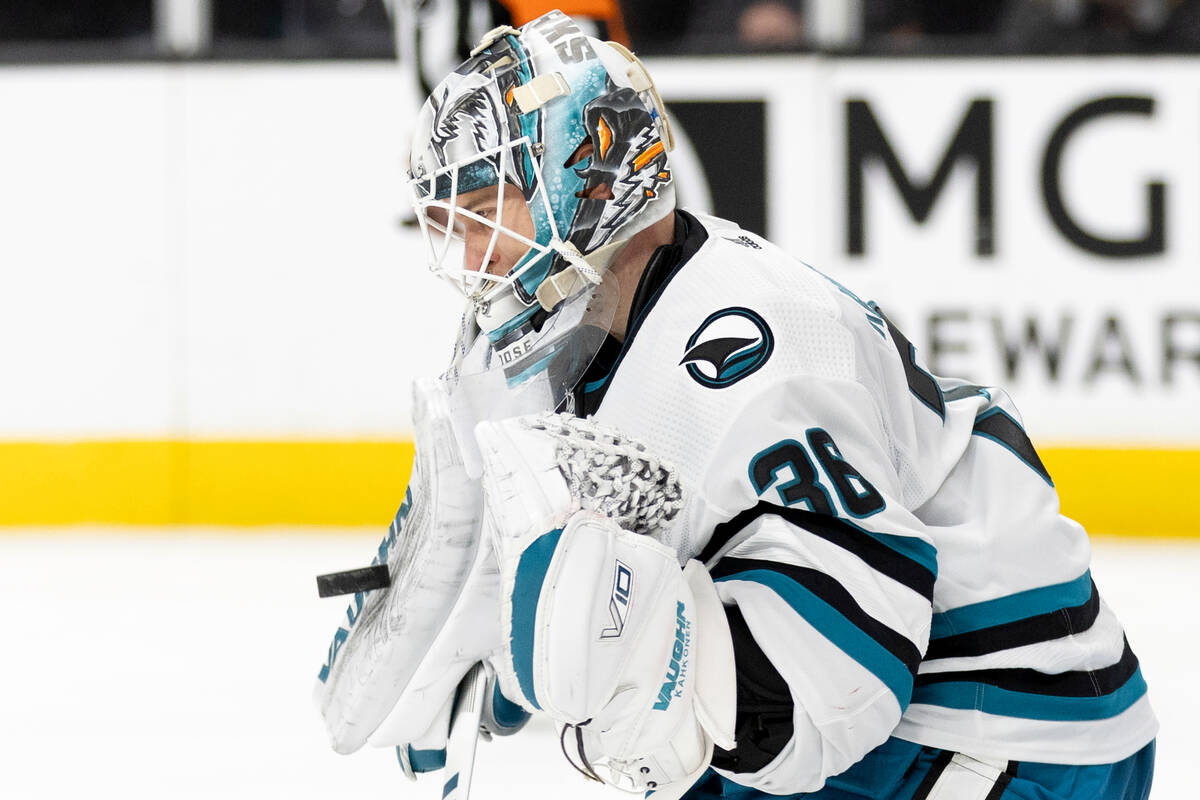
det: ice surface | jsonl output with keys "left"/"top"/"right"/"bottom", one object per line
{"left": 0, "top": 530, "right": 1191, "bottom": 799}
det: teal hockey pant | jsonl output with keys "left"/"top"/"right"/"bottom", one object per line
{"left": 683, "top": 736, "right": 1155, "bottom": 800}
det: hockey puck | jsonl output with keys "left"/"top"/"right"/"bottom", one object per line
{"left": 316, "top": 564, "right": 391, "bottom": 598}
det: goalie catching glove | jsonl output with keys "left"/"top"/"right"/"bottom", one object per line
{"left": 315, "top": 377, "right": 505, "bottom": 753}
{"left": 475, "top": 414, "right": 737, "bottom": 798}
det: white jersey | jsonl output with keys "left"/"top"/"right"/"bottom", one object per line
{"left": 584, "top": 212, "right": 1157, "bottom": 793}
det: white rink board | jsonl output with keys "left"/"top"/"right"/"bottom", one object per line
{"left": 810, "top": 59, "right": 1200, "bottom": 445}
{"left": 0, "top": 64, "right": 459, "bottom": 440}
{"left": 0, "top": 69, "right": 175, "bottom": 437}
{"left": 1, "top": 59, "right": 1198, "bottom": 444}
{"left": 0, "top": 531, "right": 1187, "bottom": 799}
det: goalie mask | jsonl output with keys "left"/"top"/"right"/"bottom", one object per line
{"left": 408, "top": 10, "right": 676, "bottom": 390}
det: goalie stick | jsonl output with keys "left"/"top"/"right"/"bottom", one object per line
{"left": 442, "top": 662, "right": 488, "bottom": 800}
{"left": 315, "top": 564, "right": 390, "bottom": 597}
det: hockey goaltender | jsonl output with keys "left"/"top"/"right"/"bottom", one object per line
{"left": 314, "top": 10, "right": 1157, "bottom": 800}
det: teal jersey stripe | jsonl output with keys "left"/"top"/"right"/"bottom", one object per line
{"left": 718, "top": 570, "right": 915, "bottom": 706}
{"left": 509, "top": 529, "right": 562, "bottom": 710}
{"left": 912, "top": 667, "right": 1147, "bottom": 722}
{"left": 931, "top": 571, "right": 1092, "bottom": 640}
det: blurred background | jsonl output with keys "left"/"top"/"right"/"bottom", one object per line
{"left": 0, "top": 1, "right": 1196, "bottom": 798}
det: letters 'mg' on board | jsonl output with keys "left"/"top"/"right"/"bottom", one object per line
{"left": 845, "top": 96, "right": 1164, "bottom": 259}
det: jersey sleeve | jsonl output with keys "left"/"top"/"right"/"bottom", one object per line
{"left": 697, "top": 372, "right": 936, "bottom": 794}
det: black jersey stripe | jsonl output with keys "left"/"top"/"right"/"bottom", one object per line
{"left": 972, "top": 407, "right": 1053, "bottom": 486}
{"left": 699, "top": 503, "right": 936, "bottom": 601}
{"left": 913, "top": 640, "right": 1146, "bottom": 721}
{"left": 877, "top": 308, "right": 946, "bottom": 421}
{"left": 926, "top": 579, "right": 1101, "bottom": 660}
{"left": 712, "top": 557, "right": 923, "bottom": 681}
{"left": 917, "top": 637, "right": 1139, "bottom": 698}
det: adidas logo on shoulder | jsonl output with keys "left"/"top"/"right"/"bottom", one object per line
{"left": 724, "top": 234, "right": 762, "bottom": 250}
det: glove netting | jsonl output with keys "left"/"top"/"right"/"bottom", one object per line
{"left": 523, "top": 412, "right": 683, "bottom": 536}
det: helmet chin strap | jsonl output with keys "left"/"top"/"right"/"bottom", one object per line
{"left": 533, "top": 240, "right": 612, "bottom": 311}
{"left": 474, "top": 237, "right": 616, "bottom": 333}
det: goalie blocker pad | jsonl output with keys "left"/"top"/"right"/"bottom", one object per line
{"left": 495, "top": 510, "right": 736, "bottom": 797}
